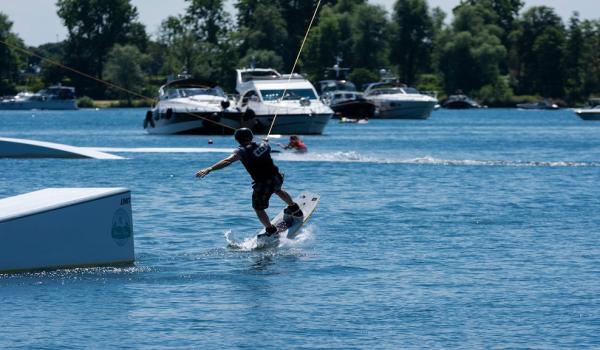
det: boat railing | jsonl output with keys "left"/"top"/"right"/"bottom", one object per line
{"left": 421, "top": 91, "right": 438, "bottom": 99}
{"left": 227, "top": 94, "right": 239, "bottom": 103}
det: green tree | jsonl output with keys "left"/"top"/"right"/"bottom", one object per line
{"left": 438, "top": 2, "right": 506, "bottom": 95}
{"left": 462, "top": 0, "right": 523, "bottom": 47}
{"left": 234, "top": 0, "right": 288, "bottom": 68}
{"left": 125, "top": 22, "right": 149, "bottom": 52}
{"left": 350, "top": 4, "right": 389, "bottom": 70}
{"left": 56, "top": 0, "right": 146, "bottom": 97}
{"left": 333, "top": 0, "right": 366, "bottom": 12}
{"left": 243, "top": 3, "right": 287, "bottom": 54}
{"left": 580, "top": 20, "right": 600, "bottom": 99}
{"left": 36, "top": 42, "right": 69, "bottom": 88}
{"left": 236, "top": 0, "right": 338, "bottom": 70}
{"left": 156, "top": 14, "right": 239, "bottom": 90}
{"left": 302, "top": 6, "right": 348, "bottom": 79}
{"left": 103, "top": 44, "right": 148, "bottom": 105}
{"left": 300, "top": 1, "right": 388, "bottom": 81}
{"left": 347, "top": 67, "right": 379, "bottom": 90}
{"left": 235, "top": 0, "right": 260, "bottom": 28}
{"left": 513, "top": 6, "right": 566, "bottom": 97}
{"left": 238, "top": 49, "right": 284, "bottom": 71}
{"left": 0, "top": 12, "right": 25, "bottom": 94}
{"left": 184, "top": 0, "right": 236, "bottom": 87}
{"left": 390, "top": 0, "right": 433, "bottom": 85}
{"left": 564, "top": 13, "right": 585, "bottom": 103}
{"left": 157, "top": 16, "right": 203, "bottom": 76}
{"left": 277, "top": 0, "right": 326, "bottom": 68}
{"left": 184, "top": 0, "right": 230, "bottom": 45}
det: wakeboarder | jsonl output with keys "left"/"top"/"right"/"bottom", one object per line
{"left": 195, "top": 128, "right": 303, "bottom": 236}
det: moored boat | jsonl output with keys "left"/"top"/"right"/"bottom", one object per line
{"left": 573, "top": 106, "right": 600, "bottom": 120}
{"left": 442, "top": 94, "right": 483, "bottom": 109}
{"left": 320, "top": 85, "right": 376, "bottom": 119}
{"left": 364, "top": 82, "right": 438, "bottom": 119}
{"left": 516, "top": 99, "right": 559, "bottom": 110}
{"left": 317, "top": 60, "right": 376, "bottom": 120}
{"left": 0, "top": 86, "right": 77, "bottom": 110}
{"left": 143, "top": 76, "right": 242, "bottom": 135}
{"left": 235, "top": 68, "right": 333, "bottom": 135}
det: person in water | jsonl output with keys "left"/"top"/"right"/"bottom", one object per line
{"left": 280, "top": 135, "right": 307, "bottom": 153}
{"left": 195, "top": 128, "right": 303, "bottom": 236}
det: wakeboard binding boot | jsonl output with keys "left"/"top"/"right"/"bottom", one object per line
{"left": 284, "top": 203, "right": 304, "bottom": 218}
{"left": 265, "top": 225, "right": 278, "bottom": 237}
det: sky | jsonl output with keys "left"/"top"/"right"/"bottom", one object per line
{"left": 1, "top": 0, "right": 596, "bottom": 46}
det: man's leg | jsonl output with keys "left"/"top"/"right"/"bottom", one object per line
{"left": 253, "top": 182, "right": 277, "bottom": 234}
{"left": 275, "top": 189, "right": 294, "bottom": 206}
{"left": 254, "top": 208, "right": 273, "bottom": 229}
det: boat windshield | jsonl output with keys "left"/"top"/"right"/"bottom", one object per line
{"left": 39, "top": 88, "right": 75, "bottom": 99}
{"left": 165, "top": 87, "right": 225, "bottom": 99}
{"left": 322, "top": 81, "right": 357, "bottom": 93}
{"left": 369, "top": 88, "right": 405, "bottom": 95}
{"left": 404, "top": 87, "right": 420, "bottom": 94}
{"left": 260, "top": 89, "right": 317, "bottom": 101}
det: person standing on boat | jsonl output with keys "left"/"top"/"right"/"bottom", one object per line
{"left": 280, "top": 135, "right": 308, "bottom": 153}
{"left": 195, "top": 128, "right": 303, "bottom": 236}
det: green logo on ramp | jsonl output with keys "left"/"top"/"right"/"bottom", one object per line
{"left": 112, "top": 208, "right": 132, "bottom": 246}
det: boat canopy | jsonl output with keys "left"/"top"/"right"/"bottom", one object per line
{"left": 318, "top": 80, "right": 357, "bottom": 93}
{"left": 164, "top": 78, "right": 217, "bottom": 89}
{"left": 241, "top": 69, "right": 281, "bottom": 83}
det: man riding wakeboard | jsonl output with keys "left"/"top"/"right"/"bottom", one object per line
{"left": 195, "top": 128, "right": 303, "bottom": 236}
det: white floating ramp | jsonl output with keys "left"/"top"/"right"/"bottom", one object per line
{"left": 0, "top": 188, "right": 135, "bottom": 273}
{"left": 0, "top": 137, "right": 122, "bottom": 159}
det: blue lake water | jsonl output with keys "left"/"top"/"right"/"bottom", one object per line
{"left": 1, "top": 108, "right": 599, "bottom": 348}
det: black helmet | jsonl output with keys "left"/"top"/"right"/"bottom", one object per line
{"left": 234, "top": 128, "right": 254, "bottom": 143}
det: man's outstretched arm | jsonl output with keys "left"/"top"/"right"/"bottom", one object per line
{"left": 195, "top": 153, "right": 240, "bottom": 178}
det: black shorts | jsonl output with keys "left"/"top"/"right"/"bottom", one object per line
{"left": 252, "top": 173, "right": 284, "bottom": 210}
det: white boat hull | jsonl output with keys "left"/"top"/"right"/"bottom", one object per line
{"left": 144, "top": 110, "right": 242, "bottom": 135}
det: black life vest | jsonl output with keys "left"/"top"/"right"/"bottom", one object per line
{"left": 235, "top": 142, "right": 279, "bottom": 182}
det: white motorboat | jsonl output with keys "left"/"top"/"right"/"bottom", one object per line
{"left": 364, "top": 82, "right": 438, "bottom": 119}
{"left": 517, "top": 100, "right": 559, "bottom": 110}
{"left": 319, "top": 80, "right": 376, "bottom": 119}
{"left": 0, "top": 86, "right": 77, "bottom": 110}
{"left": 235, "top": 68, "right": 333, "bottom": 135}
{"left": 443, "top": 94, "right": 483, "bottom": 109}
{"left": 574, "top": 106, "right": 600, "bottom": 121}
{"left": 143, "top": 76, "right": 242, "bottom": 135}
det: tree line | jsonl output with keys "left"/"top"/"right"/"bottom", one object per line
{"left": 0, "top": 0, "right": 599, "bottom": 106}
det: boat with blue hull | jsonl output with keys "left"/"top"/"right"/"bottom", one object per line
{"left": 574, "top": 106, "right": 600, "bottom": 120}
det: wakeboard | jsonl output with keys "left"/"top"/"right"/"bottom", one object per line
{"left": 256, "top": 192, "right": 320, "bottom": 245}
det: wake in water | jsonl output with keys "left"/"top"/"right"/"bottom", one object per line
{"left": 87, "top": 147, "right": 600, "bottom": 167}
{"left": 86, "top": 147, "right": 233, "bottom": 153}
{"left": 274, "top": 151, "right": 600, "bottom": 167}
{"left": 225, "top": 225, "right": 315, "bottom": 251}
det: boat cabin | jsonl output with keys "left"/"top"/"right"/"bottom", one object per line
{"left": 159, "top": 78, "right": 225, "bottom": 101}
